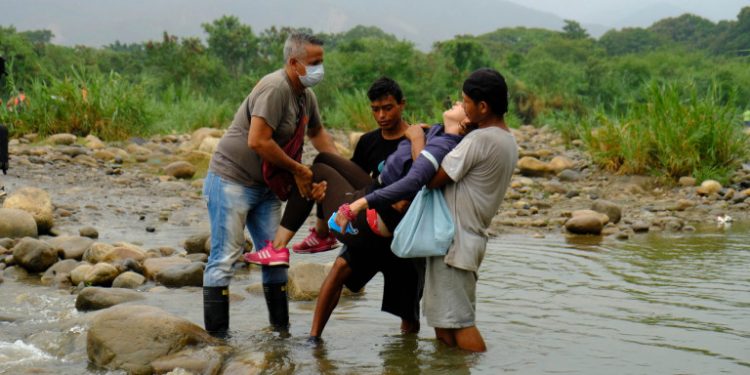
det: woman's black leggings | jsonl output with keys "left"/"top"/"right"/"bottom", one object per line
{"left": 279, "top": 152, "right": 372, "bottom": 233}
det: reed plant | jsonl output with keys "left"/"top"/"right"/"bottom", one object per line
{"left": 322, "top": 89, "right": 376, "bottom": 131}
{"left": 580, "top": 81, "right": 748, "bottom": 182}
{"left": 148, "top": 80, "right": 235, "bottom": 134}
{"left": 0, "top": 67, "right": 151, "bottom": 140}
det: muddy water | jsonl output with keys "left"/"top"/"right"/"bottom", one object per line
{"left": 2, "top": 219, "right": 749, "bottom": 374}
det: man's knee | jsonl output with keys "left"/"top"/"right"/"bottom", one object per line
{"left": 329, "top": 257, "right": 352, "bottom": 283}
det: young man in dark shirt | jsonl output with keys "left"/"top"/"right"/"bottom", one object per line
{"left": 308, "top": 77, "right": 423, "bottom": 341}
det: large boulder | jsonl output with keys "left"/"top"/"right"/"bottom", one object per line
{"left": 184, "top": 232, "right": 210, "bottom": 254}
{"left": 47, "top": 235, "right": 95, "bottom": 260}
{"left": 565, "top": 214, "right": 605, "bottom": 235}
{"left": 517, "top": 156, "right": 549, "bottom": 177}
{"left": 76, "top": 287, "right": 145, "bottom": 311}
{"left": 12, "top": 237, "right": 59, "bottom": 272}
{"left": 87, "top": 304, "right": 216, "bottom": 374}
{"left": 591, "top": 200, "right": 622, "bottom": 224}
{"left": 143, "top": 257, "right": 191, "bottom": 280}
{"left": 287, "top": 262, "right": 329, "bottom": 301}
{"left": 102, "top": 246, "right": 147, "bottom": 264}
{"left": 83, "top": 242, "right": 114, "bottom": 264}
{"left": 3, "top": 187, "right": 54, "bottom": 233}
{"left": 48, "top": 133, "right": 77, "bottom": 145}
{"left": 84, "top": 262, "right": 119, "bottom": 286}
{"left": 112, "top": 271, "right": 146, "bottom": 289}
{"left": 150, "top": 345, "right": 231, "bottom": 375}
{"left": 155, "top": 262, "right": 204, "bottom": 287}
{"left": 0, "top": 208, "right": 38, "bottom": 238}
{"left": 548, "top": 156, "right": 575, "bottom": 174}
{"left": 198, "top": 137, "right": 220, "bottom": 154}
{"left": 71, "top": 263, "right": 94, "bottom": 285}
{"left": 697, "top": 180, "right": 722, "bottom": 196}
{"left": 164, "top": 161, "right": 196, "bottom": 179}
{"left": 40, "top": 259, "right": 80, "bottom": 286}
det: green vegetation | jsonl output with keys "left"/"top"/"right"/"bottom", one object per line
{"left": 1, "top": 8, "right": 749, "bottom": 181}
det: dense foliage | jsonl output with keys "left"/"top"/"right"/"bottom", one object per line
{"left": 1, "top": 8, "right": 748, "bottom": 180}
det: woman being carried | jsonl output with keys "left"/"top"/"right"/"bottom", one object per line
{"left": 245, "top": 102, "right": 472, "bottom": 266}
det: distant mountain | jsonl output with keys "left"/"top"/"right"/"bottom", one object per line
{"left": 0, "top": 0, "right": 573, "bottom": 50}
{"left": 613, "top": 2, "right": 689, "bottom": 28}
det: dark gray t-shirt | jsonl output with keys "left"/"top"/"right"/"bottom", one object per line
{"left": 209, "top": 69, "right": 322, "bottom": 187}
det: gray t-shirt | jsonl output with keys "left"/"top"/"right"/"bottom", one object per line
{"left": 209, "top": 69, "right": 322, "bottom": 187}
{"left": 441, "top": 126, "right": 518, "bottom": 272}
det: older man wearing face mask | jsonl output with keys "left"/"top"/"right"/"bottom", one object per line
{"left": 202, "top": 32, "right": 338, "bottom": 338}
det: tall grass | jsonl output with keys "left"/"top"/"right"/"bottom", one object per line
{"left": 322, "top": 89, "right": 376, "bottom": 131}
{"left": 579, "top": 81, "right": 748, "bottom": 182}
{"left": 0, "top": 67, "right": 152, "bottom": 140}
{"left": 149, "top": 80, "right": 235, "bottom": 134}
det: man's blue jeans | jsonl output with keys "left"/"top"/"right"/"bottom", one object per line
{"left": 203, "top": 171, "right": 287, "bottom": 286}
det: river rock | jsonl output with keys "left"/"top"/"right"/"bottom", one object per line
{"left": 565, "top": 213, "right": 606, "bottom": 234}
{"left": 164, "top": 161, "right": 196, "bottom": 179}
{"left": 47, "top": 235, "right": 95, "bottom": 260}
{"left": 85, "top": 135, "right": 105, "bottom": 150}
{"left": 0, "top": 208, "right": 38, "bottom": 238}
{"left": 151, "top": 345, "right": 231, "bottom": 375}
{"left": 558, "top": 169, "right": 582, "bottom": 182}
{"left": 2, "top": 187, "right": 54, "bottom": 233}
{"left": 76, "top": 287, "right": 145, "bottom": 311}
{"left": 71, "top": 263, "right": 94, "bottom": 285}
{"left": 41, "top": 259, "right": 79, "bottom": 286}
{"left": 143, "top": 256, "right": 192, "bottom": 279}
{"left": 48, "top": 133, "right": 77, "bottom": 145}
{"left": 0, "top": 238, "right": 15, "bottom": 249}
{"left": 112, "top": 271, "right": 146, "bottom": 289}
{"left": 79, "top": 226, "right": 99, "bottom": 239}
{"left": 287, "top": 262, "right": 329, "bottom": 301}
{"left": 92, "top": 149, "right": 116, "bottom": 161}
{"left": 198, "top": 136, "right": 220, "bottom": 154}
{"left": 84, "top": 262, "right": 119, "bottom": 286}
{"left": 155, "top": 262, "right": 204, "bottom": 287}
{"left": 83, "top": 242, "right": 114, "bottom": 264}
{"left": 187, "top": 127, "right": 224, "bottom": 150}
{"left": 591, "top": 200, "right": 622, "bottom": 224}
{"left": 87, "top": 304, "right": 216, "bottom": 374}
{"left": 186, "top": 253, "right": 208, "bottom": 263}
{"left": 184, "top": 232, "right": 210, "bottom": 254}
{"left": 696, "top": 180, "right": 722, "bottom": 196}
{"left": 517, "top": 156, "right": 549, "bottom": 177}
{"left": 548, "top": 156, "right": 575, "bottom": 173}
{"left": 678, "top": 176, "right": 696, "bottom": 187}
{"left": 12, "top": 237, "right": 59, "bottom": 272}
{"left": 542, "top": 180, "right": 567, "bottom": 194}
{"left": 102, "top": 246, "right": 147, "bottom": 264}
{"left": 3, "top": 266, "right": 29, "bottom": 281}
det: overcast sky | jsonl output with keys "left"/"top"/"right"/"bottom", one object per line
{"left": 513, "top": 0, "right": 748, "bottom": 26}
{"left": 0, "top": 0, "right": 747, "bottom": 49}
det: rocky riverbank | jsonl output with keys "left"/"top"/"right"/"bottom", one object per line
{"left": 1, "top": 125, "right": 749, "bottom": 373}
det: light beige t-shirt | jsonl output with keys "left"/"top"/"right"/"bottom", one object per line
{"left": 440, "top": 126, "right": 518, "bottom": 272}
{"left": 210, "top": 69, "right": 322, "bottom": 187}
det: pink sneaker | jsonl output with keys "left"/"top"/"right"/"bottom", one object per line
{"left": 292, "top": 227, "right": 339, "bottom": 254}
{"left": 244, "top": 241, "right": 290, "bottom": 267}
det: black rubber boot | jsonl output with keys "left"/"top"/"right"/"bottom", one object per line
{"left": 203, "top": 286, "right": 229, "bottom": 338}
{"left": 263, "top": 282, "right": 289, "bottom": 331}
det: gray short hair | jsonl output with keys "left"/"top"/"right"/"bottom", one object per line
{"left": 283, "top": 32, "right": 324, "bottom": 63}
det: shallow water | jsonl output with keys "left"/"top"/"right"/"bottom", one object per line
{"left": 2, "top": 221, "right": 749, "bottom": 374}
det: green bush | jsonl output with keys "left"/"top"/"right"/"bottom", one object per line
{"left": 1, "top": 67, "right": 152, "bottom": 140}
{"left": 580, "top": 81, "right": 748, "bottom": 181}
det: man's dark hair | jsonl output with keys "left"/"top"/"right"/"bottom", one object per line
{"left": 367, "top": 76, "right": 403, "bottom": 103}
{"left": 462, "top": 68, "right": 508, "bottom": 116}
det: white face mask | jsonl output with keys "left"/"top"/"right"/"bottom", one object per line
{"left": 298, "top": 63, "right": 325, "bottom": 87}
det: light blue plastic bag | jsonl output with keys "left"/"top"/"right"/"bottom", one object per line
{"left": 391, "top": 186, "right": 454, "bottom": 258}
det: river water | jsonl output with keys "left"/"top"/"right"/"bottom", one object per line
{"left": 1, "top": 221, "right": 749, "bottom": 374}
